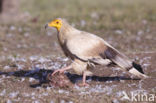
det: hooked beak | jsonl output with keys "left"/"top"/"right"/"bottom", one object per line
{"left": 45, "top": 24, "right": 49, "bottom": 29}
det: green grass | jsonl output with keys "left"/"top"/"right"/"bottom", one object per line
{"left": 20, "top": 0, "right": 156, "bottom": 32}
{"left": 19, "top": 0, "right": 156, "bottom": 52}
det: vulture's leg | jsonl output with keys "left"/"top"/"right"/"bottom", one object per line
{"left": 79, "top": 71, "right": 89, "bottom": 86}
{"left": 52, "top": 65, "right": 72, "bottom": 76}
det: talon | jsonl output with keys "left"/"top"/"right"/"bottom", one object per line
{"left": 52, "top": 69, "right": 64, "bottom": 76}
{"left": 51, "top": 65, "right": 72, "bottom": 76}
{"left": 59, "top": 70, "right": 64, "bottom": 74}
{"left": 51, "top": 70, "right": 59, "bottom": 76}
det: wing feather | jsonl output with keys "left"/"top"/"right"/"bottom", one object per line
{"left": 66, "top": 31, "right": 112, "bottom": 65}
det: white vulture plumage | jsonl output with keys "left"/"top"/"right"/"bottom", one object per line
{"left": 45, "top": 18, "right": 148, "bottom": 86}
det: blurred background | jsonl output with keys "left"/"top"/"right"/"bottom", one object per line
{"left": 0, "top": 0, "right": 155, "bottom": 56}
{"left": 0, "top": 0, "right": 156, "bottom": 102}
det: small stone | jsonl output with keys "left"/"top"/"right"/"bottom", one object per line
{"left": 33, "top": 100, "right": 40, "bottom": 103}
{"left": 7, "top": 99, "right": 12, "bottom": 103}
{"left": 68, "top": 101, "right": 73, "bottom": 103}
{"left": 60, "top": 100, "right": 65, "bottom": 103}
{"left": 112, "top": 99, "right": 119, "bottom": 103}
{"left": 115, "top": 30, "right": 123, "bottom": 35}
{"left": 0, "top": 89, "right": 6, "bottom": 96}
{"left": 29, "top": 78, "right": 36, "bottom": 82}
{"left": 50, "top": 100, "right": 54, "bottom": 103}
{"left": 10, "top": 26, "right": 16, "bottom": 31}
{"left": 9, "top": 91, "right": 19, "bottom": 98}
{"left": 4, "top": 66, "right": 10, "bottom": 70}
{"left": 21, "top": 78, "right": 25, "bottom": 82}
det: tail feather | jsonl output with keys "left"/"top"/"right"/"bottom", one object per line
{"left": 114, "top": 56, "right": 148, "bottom": 78}
{"left": 129, "top": 67, "right": 148, "bottom": 78}
{"left": 103, "top": 46, "right": 148, "bottom": 78}
{"left": 132, "top": 62, "right": 144, "bottom": 74}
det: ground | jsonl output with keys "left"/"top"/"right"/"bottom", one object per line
{"left": 0, "top": 0, "right": 156, "bottom": 103}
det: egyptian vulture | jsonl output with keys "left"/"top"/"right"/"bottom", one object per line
{"left": 45, "top": 18, "right": 148, "bottom": 86}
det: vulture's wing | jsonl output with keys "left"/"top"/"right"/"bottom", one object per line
{"left": 66, "top": 31, "right": 147, "bottom": 78}
{"left": 66, "top": 31, "right": 112, "bottom": 64}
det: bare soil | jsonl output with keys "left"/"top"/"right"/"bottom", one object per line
{"left": 0, "top": 22, "right": 155, "bottom": 103}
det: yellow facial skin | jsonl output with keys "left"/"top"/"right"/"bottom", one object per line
{"left": 48, "top": 19, "right": 62, "bottom": 31}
